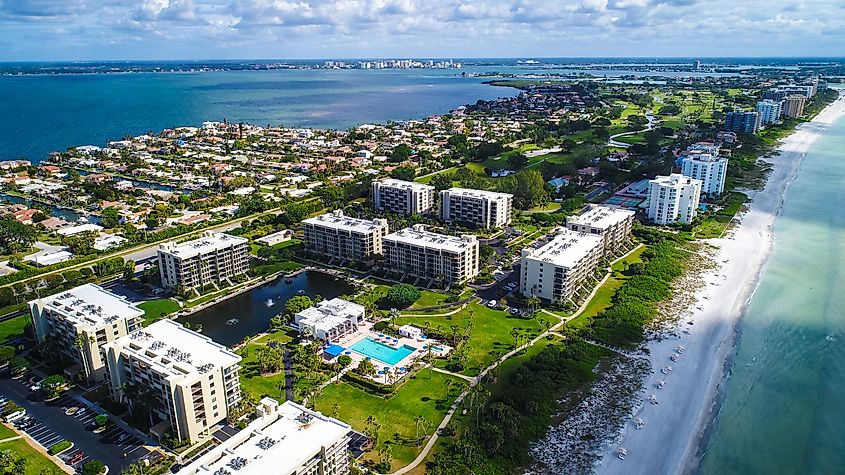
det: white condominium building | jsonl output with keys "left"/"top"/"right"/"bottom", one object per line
{"left": 756, "top": 99, "right": 783, "bottom": 124}
{"left": 372, "top": 178, "right": 436, "bottom": 215}
{"left": 383, "top": 225, "right": 479, "bottom": 287}
{"left": 783, "top": 94, "right": 807, "bottom": 118}
{"left": 680, "top": 153, "right": 728, "bottom": 196}
{"left": 294, "top": 298, "right": 365, "bottom": 343}
{"left": 103, "top": 319, "right": 242, "bottom": 442}
{"left": 647, "top": 174, "right": 702, "bottom": 225}
{"left": 520, "top": 229, "right": 605, "bottom": 303}
{"left": 158, "top": 232, "right": 249, "bottom": 291}
{"left": 176, "top": 398, "right": 351, "bottom": 475}
{"left": 440, "top": 187, "right": 513, "bottom": 228}
{"left": 28, "top": 283, "right": 144, "bottom": 382}
{"left": 302, "top": 210, "right": 389, "bottom": 263}
{"left": 565, "top": 205, "right": 635, "bottom": 254}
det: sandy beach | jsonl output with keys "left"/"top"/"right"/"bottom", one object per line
{"left": 592, "top": 92, "right": 845, "bottom": 475}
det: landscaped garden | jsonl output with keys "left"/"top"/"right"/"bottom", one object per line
{"left": 137, "top": 298, "right": 180, "bottom": 326}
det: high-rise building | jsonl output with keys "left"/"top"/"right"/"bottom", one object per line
{"left": 177, "top": 398, "right": 352, "bottom": 475}
{"left": 724, "top": 111, "right": 761, "bottom": 134}
{"left": 565, "top": 205, "right": 636, "bottom": 255}
{"left": 647, "top": 174, "right": 702, "bottom": 225}
{"left": 372, "top": 178, "right": 436, "bottom": 215}
{"left": 680, "top": 153, "right": 728, "bottom": 196}
{"left": 302, "top": 210, "right": 389, "bottom": 263}
{"left": 519, "top": 229, "right": 605, "bottom": 303}
{"left": 104, "top": 319, "right": 242, "bottom": 442}
{"left": 382, "top": 225, "right": 479, "bottom": 287}
{"left": 782, "top": 94, "right": 807, "bottom": 118}
{"left": 158, "top": 232, "right": 249, "bottom": 292}
{"left": 756, "top": 99, "right": 783, "bottom": 124}
{"left": 28, "top": 284, "right": 144, "bottom": 382}
{"left": 440, "top": 188, "right": 513, "bottom": 229}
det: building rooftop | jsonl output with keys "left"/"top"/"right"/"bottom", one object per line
{"left": 650, "top": 173, "right": 701, "bottom": 187}
{"left": 376, "top": 178, "right": 434, "bottom": 191}
{"left": 567, "top": 205, "right": 635, "bottom": 231}
{"left": 159, "top": 232, "right": 247, "bottom": 259}
{"left": 112, "top": 319, "right": 240, "bottom": 378}
{"left": 384, "top": 225, "right": 477, "bottom": 253}
{"left": 681, "top": 153, "right": 728, "bottom": 163}
{"left": 176, "top": 399, "right": 349, "bottom": 475}
{"left": 524, "top": 229, "right": 604, "bottom": 269}
{"left": 296, "top": 298, "right": 365, "bottom": 334}
{"left": 444, "top": 187, "right": 513, "bottom": 200}
{"left": 303, "top": 210, "right": 388, "bottom": 234}
{"left": 37, "top": 283, "right": 143, "bottom": 326}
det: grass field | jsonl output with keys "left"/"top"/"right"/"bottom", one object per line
{"left": 0, "top": 314, "right": 28, "bottom": 343}
{"left": 0, "top": 436, "right": 64, "bottom": 474}
{"left": 693, "top": 192, "right": 748, "bottom": 239}
{"left": 137, "top": 298, "right": 180, "bottom": 326}
{"left": 313, "top": 368, "right": 465, "bottom": 471}
{"left": 238, "top": 343, "right": 287, "bottom": 401}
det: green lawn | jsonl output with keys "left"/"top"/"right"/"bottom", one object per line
{"left": 693, "top": 192, "right": 748, "bottom": 239}
{"left": 0, "top": 437, "right": 64, "bottom": 474}
{"left": 408, "top": 290, "right": 453, "bottom": 310}
{"left": 251, "top": 260, "right": 303, "bottom": 277}
{"left": 395, "top": 303, "right": 555, "bottom": 376}
{"left": 254, "top": 328, "right": 297, "bottom": 345}
{"left": 313, "top": 368, "right": 465, "bottom": 471}
{"left": 238, "top": 343, "right": 287, "bottom": 401}
{"left": 415, "top": 167, "right": 456, "bottom": 184}
{"left": 0, "top": 423, "right": 17, "bottom": 439}
{"left": 137, "top": 298, "right": 180, "bottom": 326}
{"left": 0, "top": 315, "right": 28, "bottom": 343}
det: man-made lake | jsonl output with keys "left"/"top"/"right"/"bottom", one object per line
{"left": 177, "top": 270, "right": 356, "bottom": 346}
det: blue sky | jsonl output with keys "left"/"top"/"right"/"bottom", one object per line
{"left": 0, "top": 0, "right": 843, "bottom": 61}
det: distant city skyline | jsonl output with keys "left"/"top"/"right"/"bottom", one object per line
{"left": 0, "top": 0, "right": 842, "bottom": 61}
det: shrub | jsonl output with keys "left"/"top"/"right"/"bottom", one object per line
{"left": 48, "top": 441, "right": 72, "bottom": 455}
{"left": 81, "top": 460, "right": 105, "bottom": 475}
{"left": 384, "top": 284, "right": 421, "bottom": 309}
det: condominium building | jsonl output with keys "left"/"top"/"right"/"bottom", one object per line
{"left": 302, "top": 210, "right": 389, "bottom": 263}
{"left": 372, "top": 178, "right": 436, "bottom": 215}
{"left": 520, "top": 229, "right": 605, "bottom": 303}
{"left": 103, "top": 319, "right": 242, "bottom": 442}
{"left": 440, "top": 187, "right": 513, "bottom": 228}
{"left": 680, "top": 153, "right": 728, "bottom": 196}
{"left": 176, "top": 398, "right": 351, "bottom": 475}
{"left": 724, "top": 111, "right": 761, "bottom": 134}
{"left": 783, "top": 94, "right": 807, "bottom": 118}
{"left": 383, "top": 225, "right": 479, "bottom": 287}
{"left": 294, "top": 298, "right": 365, "bottom": 342}
{"left": 158, "top": 232, "right": 249, "bottom": 292}
{"left": 756, "top": 99, "right": 783, "bottom": 124}
{"left": 647, "top": 174, "right": 702, "bottom": 225}
{"left": 565, "top": 205, "right": 635, "bottom": 254}
{"left": 28, "top": 283, "right": 144, "bottom": 382}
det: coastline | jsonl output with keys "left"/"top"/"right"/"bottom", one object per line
{"left": 593, "top": 92, "right": 845, "bottom": 475}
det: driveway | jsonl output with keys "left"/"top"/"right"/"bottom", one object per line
{"left": 0, "top": 372, "right": 150, "bottom": 472}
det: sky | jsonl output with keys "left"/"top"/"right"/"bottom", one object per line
{"left": 0, "top": 0, "right": 843, "bottom": 61}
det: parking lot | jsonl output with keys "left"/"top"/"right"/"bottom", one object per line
{"left": 0, "top": 371, "right": 151, "bottom": 472}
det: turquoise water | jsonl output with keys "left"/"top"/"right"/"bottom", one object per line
{"left": 350, "top": 338, "right": 416, "bottom": 366}
{"left": 699, "top": 102, "right": 845, "bottom": 474}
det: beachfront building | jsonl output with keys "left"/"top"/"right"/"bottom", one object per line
{"left": 383, "top": 225, "right": 479, "bottom": 287}
{"left": 680, "top": 153, "right": 728, "bottom": 197}
{"left": 724, "top": 111, "right": 761, "bottom": 134}
{"left": 103, "top": 319, "right": 242, "bottom": 442}
{"left": 157, "top": 232, "right": 249, "bottom": 292}
{"left": 176, "top": 398, "right": 351, "bottom": 475}
{"left": 28, "top": 283, "right": 144, "bottom": 382}
{"left": 302, "top": 210, "right": 389, "bottom": 264}
{"left": 293, "top": 298, "right": 365, "bottom": 342}
{"left": 756, "top": 99, "right": 783, "bottom": 125}
{"left": 647, "top": 174, "right": 702, "bottom": 225}
{"left": 519, "top": 229, "right": 605, "bottom": 303}
{"left": 372, "top": 178, "right": 436, "bottom": 215}
{"left": 565, "top": 205, "right": 635, "bottom": 255}
{"left": 783, "top": 94, "right": 807, "bottom": 118}
{"left": 440, "top": 187, "right": 513, "bottom": 228}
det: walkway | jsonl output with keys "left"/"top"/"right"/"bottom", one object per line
{"left": 429, "top": 367, "right": 473, "bottom": 382}
{"left": 607, "top": 114, "right": 657, "bottom": 148}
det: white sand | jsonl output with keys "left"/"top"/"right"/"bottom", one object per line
{"left": 595, "top": 93, "right": 845, "bottom": 475}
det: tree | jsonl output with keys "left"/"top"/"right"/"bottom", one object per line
{"left": 41, "top": 374, "right": 68, "bottom": 399}
{"left": 337, "top": 354, "right": 353, "bottom": 367}
{"left": 95, "top": 414, "right": 108, "bottom": 428}
{"left": 80, "top": 459, "right": 105, "bottom": 475}
{"left": 282, "top": 201, "right": 310, "bottom": 224}
{"left": 385, "top": 284, "right": 421, "bottom": 309}
{"left": 100, "top": 207, "right": 120, "bottom": 228}
{"left": 0, "top": 345, "right": 14, "bottom": 364}
{"left": 0, "top": 219, "right": 37, "bottom": 254}
{"left": 269, "top": 315, "right": 285, "bottom": 331}
{"left": 62, "top": 232, "right": 96, "bottom": 255}
{"left": 429, "top": 173, "right": 453, "bottom": 191}
{"left": 499, "top": 170, "right": 549, "bottom": 210}
{"left": 8, "top": 356, "right": 27, "bottom": 376}
{"left": 285, "top": 295, "right": 313, "bottom": 316}
{"left": 123, "top": 260, "right": 135, "bottom": 281}
{"left": 389, "top": 144, "right": 412, "bottom": 162}
{"left": 390, "top": 166, "right": 416, "bottom": 181}
{"left": 0, "top": 449, "right": 28, "bottom": 475}
{"left": 355, "top": 358, "right": 376, "bottom": 376}
{"left": 506, "top": 154, "right": 529, "bottom": 169}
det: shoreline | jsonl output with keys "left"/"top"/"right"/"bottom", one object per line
{"left": 593, "top": 91, "right": 845, "bottom": 475}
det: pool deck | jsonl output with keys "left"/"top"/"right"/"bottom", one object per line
{"left": 328, "top": 321, "right": 451, "bottom": 384}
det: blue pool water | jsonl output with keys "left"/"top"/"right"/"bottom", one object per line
{"left": 350, "top": 338, "right": 416, "bottom": 366}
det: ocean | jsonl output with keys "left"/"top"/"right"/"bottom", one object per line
{"left": 698, "top": 100, "right": 845, "bottom": 474}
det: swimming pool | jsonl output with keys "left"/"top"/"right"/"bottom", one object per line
{"left": 349, "top": 337, "right": 416, "bottom": 366}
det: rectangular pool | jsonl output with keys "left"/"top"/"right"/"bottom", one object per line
{"left": 349, "top": 337, "right": 416, "bottom": 366}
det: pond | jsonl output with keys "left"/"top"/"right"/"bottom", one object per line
{"left": 1, "top": 193, "right": 100, "bottom": 224}
{"left": 177, "top": 270, "right": 356, "bottom": 346}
